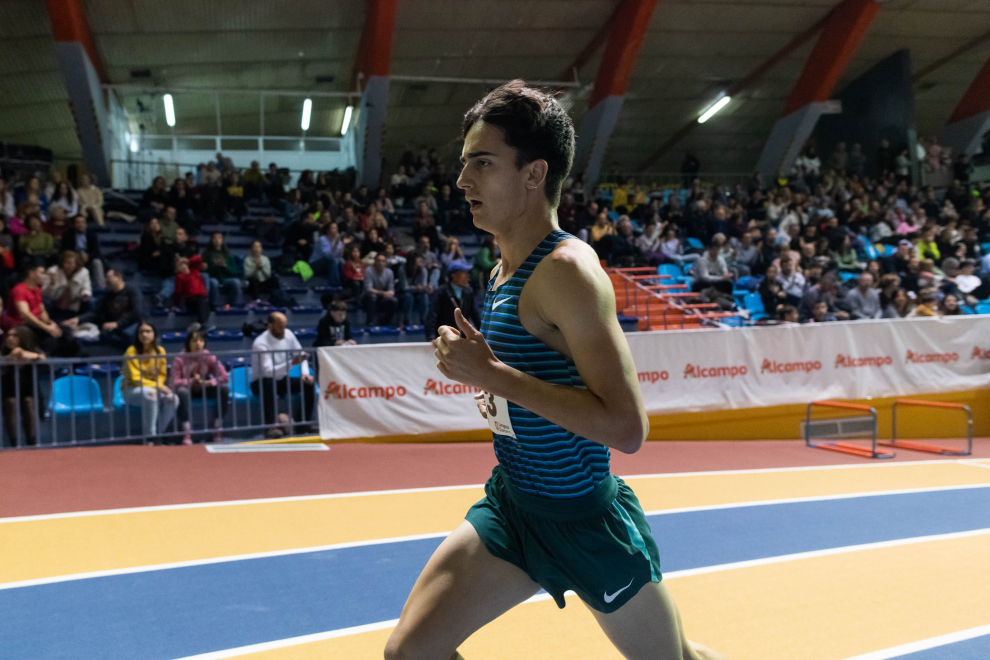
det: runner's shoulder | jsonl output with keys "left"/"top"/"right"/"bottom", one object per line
{"left": 537, "top": 238, "right": 611, "bottom": 302}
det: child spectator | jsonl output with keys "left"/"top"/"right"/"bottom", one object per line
{"left": 1, "top": 325, "right": 45, "bottom": 446}
{"left": 244, "top": 240, "right": 278, "bottom": 299}
{"left": 173, "top": 255, "right": 211, "bottom": 326}
{"left": 171, "top": 326, "right": 229, "bottom": 444}
{"left": 342, "top": 244, "right": 366, "bottom": 299}
{"left": 314, "top": 299, "right": 356, "bottom": 347}
{"left": 122, "top": 321, "right": 179, "bottom": 442}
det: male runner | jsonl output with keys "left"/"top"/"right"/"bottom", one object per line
{"left": 384, "top": 81, "right": 725, "bottom": 660}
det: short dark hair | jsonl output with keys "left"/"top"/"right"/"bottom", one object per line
{"left": 462, "top": 80, "right": 575, "bottom": 208}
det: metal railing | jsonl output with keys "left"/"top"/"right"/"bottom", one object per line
{"left": 0, "top": 348, "right": 320, "bottom": 450}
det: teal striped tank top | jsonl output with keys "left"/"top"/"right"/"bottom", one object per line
{"left": 480, "top": 229, "right": 611, "bottom": 499}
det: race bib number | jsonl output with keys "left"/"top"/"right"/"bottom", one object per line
{"left": 483, "top": 391, "right": 516, "bottom": 439}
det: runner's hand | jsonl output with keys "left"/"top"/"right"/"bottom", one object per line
{"left": 473, "top": 391, "right": 488, "bottom": 419}
{"left": 434, "top": 308, "right": 498, "bottom": 388}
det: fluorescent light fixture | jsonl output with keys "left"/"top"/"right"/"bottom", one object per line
{"left": 163, "top": 93, "right": 175, "bottom": 127}
{"left": 697, "top": 94, "right": 731, "bottom": 124}
{"left": 129, "top": 136, "right": 138, "bottom": 153}
{"left": 301, "top": 98, "right": 312, "bottom": 131}
{"left": 341, "top": 105, "right": 353, "bottom": 136}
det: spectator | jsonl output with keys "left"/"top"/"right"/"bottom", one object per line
{"left": 1, "top": 325, "right": 45, "bottom": 446}
{"left": 953, "top": 259, "right": 988, "bottom": 304}
{"left": 250, "top": 312, "right": 315, "bottom": 439}
{"left": 342, "top": 244, "right": 366, "bottom": 299}
{"left": 940, "top": 293, "right": 963, "bottom": 316}
{"left": 43, "top": 250, "right": 91, "bottom": 322}
{"left": 691, "top": 236, "right": 734, "bottom": 295}
{"left": 61, "top": 214, "right": 106, "bottom": 289}
{"left": 136, "top": 217, "right": 174, "bottom": 278}
{"left": 759, "top": 264, "right": 787, "bottom": 318}
{"left": 808, "top": 300, "right": 836, "bottom": 323}
{"left": 223, "top": 172, "right": 247, "bottom": 221}
{"left": 883, "top": 288, "right": 911, "bottom": 318}
{"left": 413, "top": 184, "right": 438, "bottom": 216}
{"left": 314, "top": 299, "right": 356, "bottom": 347}
{"left": 363, "top": 253, "right": 397, "bottom": 326}
{"left": 140, "top": 176, "right": 169, "bottom": 221}
{"left": 831, "top": 235, "right": 865, "bottom": 272}
{"left": 427, "top": 261, "right": 479, "bottom": 341}
{"left": 436, "top": 184, "right": 466, "bottom": 231}
{"left": 0, "top": 178, "right": 15, "bottom": 219}
{"left": 2, "top": 263, "right": 75, "bottom": 355}
{"left": 414, "top": 235, "right": 442, "bottom": 289}
{"left": 202, "top": 232, "right": 243, "bottom": 306}
{"left": 172, "top": 226, "right": 199, "bottom": 259}
{"left": 471, "top": 235, "right": 499, "bottom": 291}
{"left": 172, "top": 326, "right": 229, "bottom": 444}
{"left": 440, "top": 236, "right": 465, "bottom": 272}
{"left": 909, "top": 290, "right": 939, "bottom": 317}
{"left": 159, "top": 206, "right": 180, "bottom": 244}
{"left": 412, "top": 203, "right": 442, "bottom": 250}
{"left": 401, "top": 254, "right": 432, "bottom": 327}
{"left": 844, "top": 272, "right": 882, "bottom": 320}
{"left": 776, "top": 304, "right": 800, "bottom": 324}
{"left": 285, "top": 211, "right": 317, "bottom": 261}
{"left": 173, "top": 256, "right": 211, "bottom": 326}
{"left": 73, "top": 269, "right": 142, "bottom": 347}
{"left": 49, "top": 181, "right": 77, "bottom": 224}
{"left": 168, "top": 178, "right": 198, "bottom": 229}
{"left": 18, "top": 213, "right": 56, "bottom": 263}
{"left": 242, "top": 160, "right": 265, "bottom": 199}
{"left": 244, "top": 240, "right": 278, "bottom": 299}
{"left": 589, "top": 210, "right": 616, "bottom": 259}
{"left": 372, "top": 186, "right": 395, "bottom": 221}
{"left": 122, "top": 321, "right": 179, "bottom": 442}
{"left": 361, "top": 227, "right": 388, "bottom": 258}
{"left": 799, "top": 273, "right": 850, "bottom": 322}
{"left": 309, "top": 222, "right": 346, "bottom": 288}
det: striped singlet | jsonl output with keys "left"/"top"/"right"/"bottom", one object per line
{"left": 480, "top": 229, "right": 611, "bottom": 499}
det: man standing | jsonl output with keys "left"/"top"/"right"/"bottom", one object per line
{"left": 250, "top": 312, "right": 315, "bottom": 439}
{"left": 363, "top": 253, "right": 397, "bottom": 326}
{"left": 385, "top": 81, "right": 724, "bottom": 660}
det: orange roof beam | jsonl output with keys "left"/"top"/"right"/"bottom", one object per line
{"left": 350, "top": 0, "right": 399, "bottom": 92}
{"left": 45, "top": 0, "right": 107, "bottom": 83}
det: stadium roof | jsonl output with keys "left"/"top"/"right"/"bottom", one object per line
{"left": 2, "top": 0, "right": 989, "bottom": 175}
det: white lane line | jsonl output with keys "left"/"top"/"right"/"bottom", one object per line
{"left": 1, "top": 458, "right": 976, "bottom": 524}
{"left": 838, "top": 624, "right": 990, "bottom": 660}
{"left": 171, "top": 619, "right": 401, "bottom": 660}
{"left": 960, "top": 460, "right": 990, "bottom": 471}
{"left": 4, "top": 482, "right": 989, "bottom": 591}
{"left": 169, "top": 528, "right": 990, "bottom": 660}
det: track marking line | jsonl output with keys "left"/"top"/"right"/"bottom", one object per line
{"left": 0, "top": 458, "right": 975, "bottom": 524}
{"left": 837, "top": 624, "right": 990, "bottom": 660}
{"left": 960, "top": 460, "right": 990, "bottom": 471}
{"left": 168, "top": 528, "right": 990, "bottom": 659}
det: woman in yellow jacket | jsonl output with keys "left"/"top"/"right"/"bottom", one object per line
{"left": 123, "top": 321, "right": 179, "bottom": 442}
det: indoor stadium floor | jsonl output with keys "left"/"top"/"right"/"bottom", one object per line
{"left": 3, "top": 439, "right": 990, "bottom": 660}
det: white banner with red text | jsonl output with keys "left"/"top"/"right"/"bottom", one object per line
{"left": 317, "top": 316, "right": 990, "bottom": 440}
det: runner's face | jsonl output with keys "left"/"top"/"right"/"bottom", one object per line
{"left": 457, "top": 121, "right": 532, "bottom": 234}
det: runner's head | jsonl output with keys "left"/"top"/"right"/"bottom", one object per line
{"left": 458, "top": 80, "right": 574, "bottom": 231}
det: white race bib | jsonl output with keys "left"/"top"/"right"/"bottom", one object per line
{"left": 483, "top": 391, "right": 516, "bottom": 439}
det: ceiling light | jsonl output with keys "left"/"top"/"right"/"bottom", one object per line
{"left": 301, "top": 98, "right": 312, "bottom": 131}
{"left": 163, "top": 93, "right": 175, "bottom": 127}
{"left": 341, "top": 105, "right": 353, "bottom": 136}
{"left": 697, "top": 94, "right": 731, "bottom": 124}
{"left": 129, "top": 136, "right": 138, "bottom": 153}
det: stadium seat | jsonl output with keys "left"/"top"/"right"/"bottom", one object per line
{"left": 881, "top": 244, "right": 896, "bottom": 257}
{"left": 228, "top": 366, "right": 254, "bottom": 400}
{"left": 49, "top": 376, "right": 104, "bottom": 414}
{"left": 743, "top": 293, "right": 764, "bottom": 313}
{"left": 207, "top": 330, "right": 244, "bottom": 341}
{"left": 839, "top": 271, "right": 859, "bottom": 281}
{"left": 736, "top": 276, "right": 762, "bottom": 292}
{"left": 862, "top": 242, "right": 880, "bottom": 260}
{"left": 657, "top": 264, "right": 682, "bottom": 280}
{"left": 961, "top": 305, "right": 974, "bottom": 315}
{"left": 685, "top": 237, "right": 704, "bottom": 252}
{"left": 975, "top": 303, "right": 990, "bottom": 315}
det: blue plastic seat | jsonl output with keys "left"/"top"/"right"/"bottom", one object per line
{"left": 862, "top": 242, "right": 880, "bottom": 260}
{"left": 736, "top": 276, "right": 762, "bottom": 292}
{"left": 229, "top": 366, "right": 254, "bottom": 400}
{"left": 975, "top": 303, "right": 990, "bottom": 315}
{"left": 207, "top": 330, "right": 244, "bottom": 341}
{"left": 657, "top": 264, "right": 682, "bottom": 280}
{"left": 962, "top": 305, "right": 975, "bottom": 315}
{"left": 49, "top": 376, "right": 104, "bottom": 414}
{"left": 839, "top": 271, "right": 859, "bottom": 281}
{"left": 882, "top": 245, "right": 896, "bottom": 257}
{"left": 743, "top": 293, "right": 765, "bottom": 313}
{"left": 685, "top": 237, "right": 704, "bottom": 252}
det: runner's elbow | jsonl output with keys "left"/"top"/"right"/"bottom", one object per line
{"left": 613, "top": 416, "right": 648, "bottom": 454}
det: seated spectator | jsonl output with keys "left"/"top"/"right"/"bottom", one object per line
{"left": 361, "top": 227, "right": 388, "bottom": 258}
{"left": 171, "top": 326, "right": 229, "bottom": 444}
{"left": 173, "top": 256, "right": 211, "bottom": 326}
{"left": 471, "top": 235, "right": 499, "bottom": 291}
{"left": 732, "top": 231, "right": 758, "bottom": 276}
{"left": 759, "top": 264, "right": 787, "bottom": 318}
{"left": 658, "top": 225, "right": 697, "bottom": 268}
{"left": 159, "top": 206, "right": 181, "bottom": 245}
{"left": 43, "top": 250, "right": 91, "bottom": 322}
{"left": 244, "top": 240, "right": 278, "bottom": 300}
{"left": 0, "top": 217, "right": 14, "bottom": 274}
{"left": 202, "top": 232, "right": 243, "bottom": 306}
{"left": 440, "top": 236, "right": 465, "bottom": 272}
{"left": 168, "top": 178, "right": 198, "bottom": 230}
{"left": 940, "top": 293, "right": 963, "bottom": 316}
{"left": 171, "top": 226, "right": 197, "bottom": 259}
{"left": 140, "top": 176, "right": 169, "bottom": 222}
{"left": 401, "top": 254, "right": 432, "bottom": 327}
{"left": 691, "top": 236, "right": 734, "bottom": 295}
{"left": 606, "top": 216, "right": 638, "bottom": 267}
{"left": 436, "top": 183, "right": 466, "bottom": 231}
{"left": 3, "top": 263, "right": 78, "bottom": 356}
{"left": 223, "top": 172, "right": 247, "bottom": 221}
{"left": 137, "top": 217, "right": 174, "bottom": 278}
{"left": 909, "top": 290, "right": 939, "bottom": 317}
{"left": 808, "top": 300, "right": 836, "bottom": 323}
{"left": 916, "top": 227, "right": 941, "bottom": 263}
{"left": 413, "top": 184, "right": 438, "bottom": 216}
{"left": 372, "top": 186, "right": 395, "bottom": 221}
{"left": 589, "top": 210, "right": 616, "bottom": 259}
{"left": 776, "top": 304, "right": 799, "bottom": 324}
{"left": 342, "top": 244, "right": 366, "bottom": 299}
{"left": 799, "top": 274, "right": 850, "bottom": 322}
{"left": 0, "top": 178, "right": 15, "bottom": 219}
{"left": 48, "top": 181, "right": 77, "bottom": 225}
{"left": 123, "top": 321, "right": 178, "bottom": 442}
{"left": 953, "top": 259, "right": 988, "bottom": 304}
{"left": 883, "top": 288, "right": 911, "bottom": 318}
{"left": 363, "top": 253, "right": 397, "bottom": 326}
{"left": 250, "top": 312, "right": 315, "bottom": 439}
{"left": 61, "top": 214, "right": 106, "bottom": 289}
{"left": 242, "top": 160, "right": 265, "bottom": 199}
{"left": 412, "top": 204, "right": 442, "bottom": 250}
{"left": 18, "top": 213, "right": 56, "bottom": 264}
{"left": 1, "top": 325, "right": 45, "bottom": 446}
{"left": 73, "top": 268, "right": 142, "bottom": 347}
{"left": 309, "top": 222, "right": 346, "bottom": 288}
{"left": 414, "top": 235, "right": 442, "bottom": 289}
{"left": 831, "top": 235, "right": 864, "bottom": 272}
{"left": 314, "top": 298, "right": 356, "bottom": 347}
{"left": 427, "top": 261, "right": 479, "bottom": 341}
{"left": 844, "top": 272, "right": 882, "bottom": 320}
{"left": 367, "top": 209, "right": 391, "bottom": 242}
{"left": 286, "top": 211, "right": 318, "bottom": 261}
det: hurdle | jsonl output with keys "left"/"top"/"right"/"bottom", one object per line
{"left": 878, "top": 399, "right": 973, "bottom": 456}
{"left": 804, "top": 400, "right": 894, "bottom": 459}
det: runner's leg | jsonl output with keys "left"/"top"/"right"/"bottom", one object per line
{"left": 384, "top": 521, "right": 541, "bottom": 660}
{"left": 584, "top": 581, "right": 726, "bottom": 660}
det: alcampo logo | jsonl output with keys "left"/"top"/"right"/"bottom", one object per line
{"left": 324, "top": 381, "right": 407, "bottom": 401}
{"left": 683, "top": 363, "right": 747, "bottom": 379}
{"left": 637, "top": 370, "right": 669, "bottom": 384}
{"left": 905, "top": 350, "right": 958, "bottom": 364}
{"left": 423, "top": 378, "right": 482, "bottom": 396}
{"left": 761, "top": 359, "right": 822, "bottom": 374}
{"left": 834, "top": 354, "right": 892, "bottom": 369}
{"left": 972, "top": 347, "right": 990, "bottom": 361}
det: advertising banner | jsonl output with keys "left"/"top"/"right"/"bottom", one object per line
{"left": 318, "top": 316, "right": 990, "bottom": 440}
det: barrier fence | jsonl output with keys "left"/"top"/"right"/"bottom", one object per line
{"left": 0, "top": 348, "right": 318, "bottom": 450}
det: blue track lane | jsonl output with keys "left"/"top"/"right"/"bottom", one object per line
{"left": 2, "top": 488, "right": 989, "bottom": 660}
{"left": 895, "top": 634, "right": 990, "bottom": 659}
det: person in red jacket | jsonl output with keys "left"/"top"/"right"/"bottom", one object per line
{"left": 173, "top": 255, "right": 211, "bottom": 325}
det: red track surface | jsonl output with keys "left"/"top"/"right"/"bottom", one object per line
{"left": 2, "top": 438, "right": 989, "bottom": 518}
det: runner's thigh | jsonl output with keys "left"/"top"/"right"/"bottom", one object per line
{"left": 385, "top": 521, "right": 541, "bottom": 660}
{"left": 585, "top": 581, "right": 695, "bottom": 660}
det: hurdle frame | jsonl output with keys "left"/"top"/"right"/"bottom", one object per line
{"left": 804, "top": 400, "right": 894, "bottom": 459}
{"left": 879, "top": 399, "right": 973, "bottom": 456}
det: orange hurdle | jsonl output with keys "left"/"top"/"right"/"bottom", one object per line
{"left": 805, "top": 400, "right": 894, "bottom": 459}
{"left": 878, "top": 399, "right": 972, "bottom": 456}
